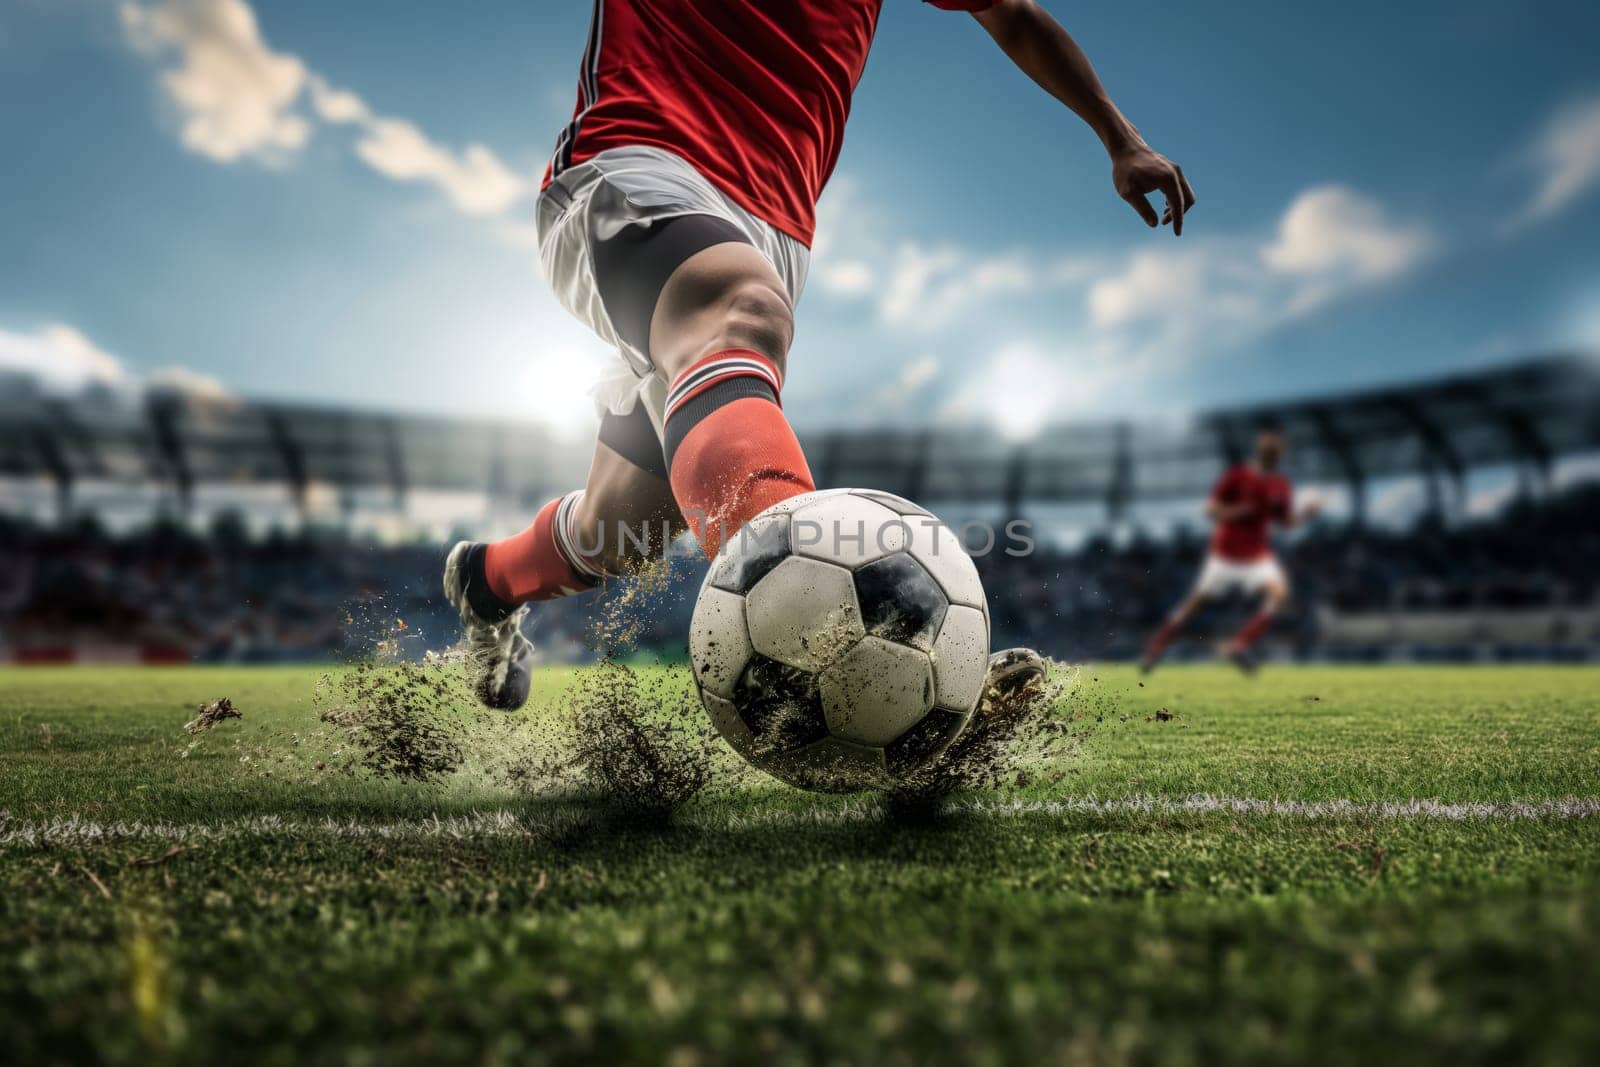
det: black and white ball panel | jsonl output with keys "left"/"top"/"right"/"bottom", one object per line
{"left": 819, "top": 635, "right": 935, "bottom": 746}
{"left": 903, "top": 518, "right": 986, "bottom": 610}
{"left": 707, "top": 514, "right": 791, "bottom": 595}
{"left": 691, "top": 487, "right": 992, "bottom": 789}
{"left": 733, "top": 653, "right": 831, "bottom": 754}
{"left": 688, "top": 585, "right": 752, "bottom": 700}
{"left": 744, "top": 555, "right": 865, "bottom": 673}
{"left": 852, "top": 553, "right": 948, "bottom": 651}
{"left": 789, "top": 491, "right": 907, "bottom": 568}
{"left": 854, "top": 489, "right": 934, "bottom": 519}
{"left": 929, "top": 603, "right": 988, "bottom": 715}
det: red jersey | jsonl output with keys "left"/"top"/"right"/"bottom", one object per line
{"left": 1209, "top": 465, "right": 1293, "bottom": 562}
{"left": 544, "top": 0, "right": 999, "bottom": 246}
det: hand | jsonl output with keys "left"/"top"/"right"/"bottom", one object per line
{"left": 1300, "top": 496, "right": 1323, "bottom": 521}
{"left": 1111, "top": 142, "right": 1196, "bottom": 235}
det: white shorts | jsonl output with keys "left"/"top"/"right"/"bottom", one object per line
{"left": 535, "top": 145, "right": 810, "bottom": 441}
{"left": 1193, "top": 554, "right": 1288, "bottom": 600}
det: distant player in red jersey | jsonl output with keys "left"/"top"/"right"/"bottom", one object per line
{"left": 444, "top": 0, "right": 1196, "bottom": 711}
{"left": 1142, "top": 427, "right": 1321, "bottom": 675}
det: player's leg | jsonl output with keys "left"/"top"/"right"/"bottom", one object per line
{"left": 650, "top": 241, "right": 814, "bottom": 557}
{"left": 1143, "top": 556, "right": 1218, "bottom": 674}
{"left": 1226, "top": 563, "right": 1289, "bottom": 672}
{"left": 1141, "top": 592, "right": 1205, "bottom": 673}
{"left": 444, "top": 408, "right": 683, "bottom": 709}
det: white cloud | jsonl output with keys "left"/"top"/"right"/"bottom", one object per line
{"left": 879, "top": 185, "right": 1436, "bottom": 439}
{"left": 815, "top": 260, "right": 876, "bottom": 298}
{"left": 146, "top": 364, "right": 233, "bottom": 400}
{"left": 306, "top": 74, "right": 369, "bottom": 125}
{"left": 119, "top": 0, "right": 529, "bottom": 218}
{"left": 354, "top": 117, "right": 525, "bottom": 217}
{"left": 1510, "top": 93, "right": 1600, "bottom": 228}
{"left": 0, "top": 323, "right": 238, "bottom": 403}
{"left": 1263, "top": 185, "right": 1433, "bottom": 285}
{"left": 120, "top": 0, "right": 310, "bottom": 164}
{"left": 0, "top": 324, "right": 129, "bottom": 392}
{"left": 1087, "top": 247, "right": 1213, "bottom": 329}
{"left": 798, "top": 178, "right": 1435, "bottom": 438}
{"left": 1088, "top": 185, "right": 1432, "bottom": 343}
{"left": 810, "top": 175, "right": 1102, "bottom": 327}
{"left": 875, "top": 244, "right": 1099, "bottom": 329}
{"left": 874, "top": 355, "right": 940, "bottom": 413}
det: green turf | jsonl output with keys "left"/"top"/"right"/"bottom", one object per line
{"left": 3, "top": 664, "right": 1599, "bottom": 1064}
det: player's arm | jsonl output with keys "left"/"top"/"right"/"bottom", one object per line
{"left": 1280, "top": 492, "right": 1322, "bottom": 530}
{"left": 972, "top": 0, "right": 1196, "bottom": 234}
{"left": 1205, "top": 497, "right": 1253, "bottom": 524}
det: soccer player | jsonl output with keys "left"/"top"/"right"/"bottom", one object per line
{"left": 445, "top": 0, "right": 1196, "bottom": 710}
{"left": 1141, "top": 426, "right": 1320, "bottom": 674}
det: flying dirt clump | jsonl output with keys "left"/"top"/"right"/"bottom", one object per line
{"left": 184, "top": 698, "right": 241, "bottom": 734}
{"left": 316, "top": 663, "right": 465, "bottom": 782}
{"left": 884, "top": 660, "right": 1087, "bottom": 814}
{"left": 565, "top": 660, "right": 715, "bottom": 815}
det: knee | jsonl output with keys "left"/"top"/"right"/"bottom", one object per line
{"left": 710, "top": 279, "right": 793, "bottom": 367}
{"left": 572, "top": 491, "right": 679, "bottom": 573}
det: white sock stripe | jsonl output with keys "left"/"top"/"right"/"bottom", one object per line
{"left": 665, "top": 369, "right": 775, "bottom": 418}
{"left": 669, "top": 357, "right": 779, "bottom": 402}
{"left": 666, "top": 356, "right": 780, "bottom": 408}
{"left": 665, "top": 359, "right": 781, "bottom": 419}
{"left": 553, "top": 491, "right": 605, "bottom": 581}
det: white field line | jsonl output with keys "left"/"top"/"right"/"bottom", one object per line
{"left": 3, "top": 795, "right": 1599, "bottom": 849}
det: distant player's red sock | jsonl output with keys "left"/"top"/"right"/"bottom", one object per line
{"left": 1229, "top": 610, "right": 1275, "bottom": 652}
{"left": 1144, "top": 619, "right": 1181, "bottom": 665}
{"left": 663, "top": 349, "right": 814, "bottom": 558}
{"left": 480, "top": 491, "right": 606, "bottom": 608}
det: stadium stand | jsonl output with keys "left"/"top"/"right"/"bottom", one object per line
{"left": 2, "top": 356, "right": 1598, "bottom": 663}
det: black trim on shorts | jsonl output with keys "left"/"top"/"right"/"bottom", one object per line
{"left": 662, "top": 376, "right": 778, "bottom": 469}
{"left": 591, "top": 212, "right": 750, "bottom": 359}
{"left": 598, "top": 403, "right": 669, "bottom": 482}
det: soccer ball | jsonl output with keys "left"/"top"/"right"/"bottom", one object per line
{"left": 689, "top": 488, "right": 990, "bottom": 792}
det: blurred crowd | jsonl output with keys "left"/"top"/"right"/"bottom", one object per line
{"left": 982, "top": 484, "right": 1600, "bottom": 659}
{"left": 1, "top": 482, "right": 1596, "bottom": 664}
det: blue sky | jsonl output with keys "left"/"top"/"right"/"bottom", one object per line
{"left": 3, "top": 0, "right": 1599, "bottom": 440}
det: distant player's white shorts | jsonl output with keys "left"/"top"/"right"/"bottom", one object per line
{"left": 1192, "top": 554, "right": 1288, "bottom": 599}
{"left": 535, "top": 145, "right": 810, "bottom": 440}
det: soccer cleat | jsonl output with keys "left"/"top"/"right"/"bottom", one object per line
{"left": 1225, "top": 643, "right": 1260, "bottom": 676}
{"left": 883, "top": 647, "right": 1051, "bottom": 803}
{"left": 442, "top": 541, "right": 535, "bottom": 711}
{"left": 977, "top": 647, "right": 1050, "bottom": 725}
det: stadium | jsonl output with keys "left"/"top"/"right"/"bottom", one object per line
{"left": 5, "top": 355, "right": 1598, "bottom": 665}
{"left": 5, "top": 2, "right": 1600, "bottom": 1063}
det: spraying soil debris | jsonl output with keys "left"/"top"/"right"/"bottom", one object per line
{"left": 563, "top": 660, "right": 715, "bottom": 815}
{"left": 275, "top": 553, "right": 1119, "bottom": 811}
{"left": 885, "top": 660, "right": 1089, "bottom": 814}
{"left": 185, "top": 698, "right": 241, "bottom": 734}
{"left": 315, "top": 663, "right": 465, "bottom": 782}
{"left": 554, "top": 557, "right": 718, "bottom": 813}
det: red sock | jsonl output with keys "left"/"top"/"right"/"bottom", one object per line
{"left": 482, "top": 491, "right": 605, "bottom": 605}
{"left": 1230, "top": 610, "right": 1275, "bottom": 652}
{"left": 663, "top": 349, "right": 813, "bottom": 557}
{"left": 1145, "top": 619, "right": 1181, "bottom": 662}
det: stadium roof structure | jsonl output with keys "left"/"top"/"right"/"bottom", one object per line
{"left": 812, "top": 354, "right": 1600, "bottom": 523}
{"left": 2, "top": 355, "right": 1598, "bottom": 527}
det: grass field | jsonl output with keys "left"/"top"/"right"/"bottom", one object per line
{"left": 3, "top": 663, "right": 1599, "bottom": 1064}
